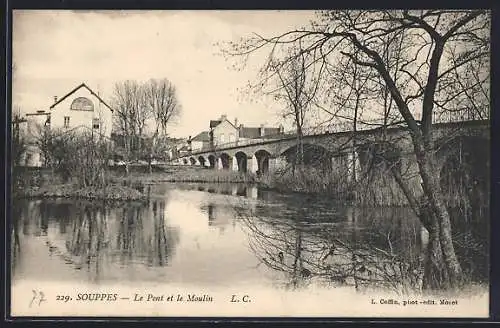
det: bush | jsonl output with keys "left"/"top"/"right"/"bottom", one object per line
{"left": 42, "top": 129, "right": 112, "bottom": 189}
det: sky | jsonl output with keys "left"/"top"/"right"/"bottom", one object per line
{"left": 13, "top": 10, "right": 316, "bottom": 138}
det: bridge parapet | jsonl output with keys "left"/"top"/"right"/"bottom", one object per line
{"left": 173, "top": 120, "right": 489, "bottom": 162}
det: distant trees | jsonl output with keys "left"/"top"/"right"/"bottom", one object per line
{"left": 111, "top": 80, "right": 149, "bottom": 168}
{"left": 224, "top": 10, "right": 490, "bottom": 291}
{"left": 12, "top": 108, "right": 28, "bottom": 193}
{"left": 12, "top": 107, "right": 27, "bottom": 167}
{"left": 144, "top": 79, "right": 181, "bottom": 172}
{"left": 111, "top": 78, "right": 181, "bottom": 173}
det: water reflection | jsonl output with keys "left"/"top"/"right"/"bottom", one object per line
{"left": 13, "top": 198, "right": 181, "bottom": 283}
{"left": 175, "top": 182, "right": 260, "bottom": 200}
{"left": 12, "top": 182, "right": 488, "bottom": 293}
{"left": 238, "top": 205, "right": 427, "bottom": 293}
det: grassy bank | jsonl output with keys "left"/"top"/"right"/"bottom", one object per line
{"left": 13, "top": 165, "right": 254, "bottom": 201}
{"left": 255, "top": 166, "right": 412, "bottom": 206}
{"left": 110, "top": 164, "right": 412, "bottom": 206}
{"left": 109, "top": 165, "right": 256, "bottom": 184}
{"left": 17, "top": 183, "right": 147, "bottom": 201}
{"left": 13, "top": 167, "right": 147, "bottom": 201}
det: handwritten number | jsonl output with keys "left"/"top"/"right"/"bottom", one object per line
{"left": 39, "top": 291, "right": 46, "bottom": 305}
{"left": 30, "top": 290, "right": 36, "bottom": 307}
{"left": 30, "top": 290, "right": 46, "bottom": 307}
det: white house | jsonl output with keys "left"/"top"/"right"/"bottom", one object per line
{"left": 209, "top": 115, "right": 239, "bottom": 147}
{"left": 22, "top": 83, "right": 114, "bottom": 167}
{"left": 47, "top": 83, "right": 114, "bottom": 138}
{"left": 208, "top": 114, "right": 285, "bottom": 148}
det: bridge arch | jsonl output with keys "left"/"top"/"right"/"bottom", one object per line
{"left": 235, "top": 151, "right": 248, "bottom": 173}
{"left": 182, "top": 158, "right": 188, "bottom": 165}
{"left": 280, "top": 143, "right": 332, "bottom": 170}
{"left": 356, "top": 142, "right": 401, "bottom": 172}
{"left": 438, "top": 135, "right": 489, "bottom": 209}
{"left": 189, "top": 157, "right": 197, "bottom": 165}
{"left": 219, "top": 153, "right": 231, "bottom": 170}
{"left": 198, "top": 156, "right": 206, "bottom": 167}
{"left": 353, "top": 142, "right": 405, "bottom": 205}
{"left": 255, "top": 150, "right": 272, "bottom": 175}
{"left": 207, "top": 154, "right": 216, "bottom": 169}
{"left": 356, "top": 142, "right": 402, "bottom": 177}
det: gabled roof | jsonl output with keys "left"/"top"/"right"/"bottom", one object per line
{"left": 210, "top": 120, "right": 222, "bottom": 128}
{"left": 192, "top": 131, "right": 210, "bottom": 142}
{"left": 49, "top": 83, "right": 114, "bottom": 113}
{"left": 210, "top": 117, "right": 237, "bottom": 130}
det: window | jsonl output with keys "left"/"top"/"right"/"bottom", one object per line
{"left": 228, "top": 133, "right": 234, "bottom": 143}
{"left": 64, "top": 116, "right": 70, "bottom": 128}
{"left": 92, "top": 118, "right": 100, "bottom": 129}
{"left": 70, "top": 97, "right": 94, "bottom": 111}
{"left": 219, "top": 133, "right": 225, "bottom": 144}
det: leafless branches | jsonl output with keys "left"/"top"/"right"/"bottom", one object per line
{"left": 238, "top": 206, "right": 424, "bottom": 294}
{"left": 111, "top": 79, "right": 181, "bottom": 166}
{"left": 223, "top": 9, "right": 490, "bottom": 290}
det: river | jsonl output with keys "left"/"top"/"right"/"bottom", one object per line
{"left": 10, "top": 182, "right": 489, "bottom": 317}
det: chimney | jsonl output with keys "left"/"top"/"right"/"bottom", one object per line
{"left": 259, "top": 124, "right": 265, "bottom": 137}
{"left": 234, "top": 118, "right": 238, "bottom": 127}
{"left": 54, "top": 96, "right": 58, "bottom": 103}
{"left": 220, "top": 114, "right": 227, "bottom": 121}
{"left": 279, "top": 123, "right": 284, "bottom": 134}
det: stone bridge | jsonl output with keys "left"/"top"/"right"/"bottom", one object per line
{"left": 172, "top": 120, "right": 489, "bottom": 187}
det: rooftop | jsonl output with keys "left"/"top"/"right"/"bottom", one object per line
{"left": 192, "top": 131, "right": 210, "bottom": 142}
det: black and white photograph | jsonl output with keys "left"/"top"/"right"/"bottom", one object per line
{"left": 10, "top": 9, "right": 490, "bottom": 317}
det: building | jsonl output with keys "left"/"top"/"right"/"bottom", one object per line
{"left": 209, "top": 114, "right": 239, "bottom": 147}
{"left": 22, "top": 83, "right": 114, "bottom": 167}
{"left": 188, "top": 131, "right": 211, "bottom": 151}
{"left": 47, "top": 83, "right": 114, "bottom": 138}
{"left": 208, "top": 114, "right": 284, "bottom": 148}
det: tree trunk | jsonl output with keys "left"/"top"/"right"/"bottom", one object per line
{"left": 417, "top": 151, "right": 463, "bottom": 290}
{"left": 149, "top": 129, "right": 159, "bottom": 175}
{"left": 294, "top": 123, "right": 304, "bottom": 177}
{"left": 421, "top": 207, "right": 450, "bottom": 290}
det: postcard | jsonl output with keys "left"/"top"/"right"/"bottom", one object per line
{"left": 10, "top": 9, "right": 490, "bottom": 318}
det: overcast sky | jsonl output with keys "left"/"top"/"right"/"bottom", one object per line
{"left": 13, "top": 10, "right": 316, "bottom": 138}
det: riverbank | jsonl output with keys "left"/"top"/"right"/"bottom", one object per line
{"left": 13, "top": 165, "right": 253, "bottom": 201}
{"left": 110, "top": 165, "right": 255, "bottom": 184}
{"left": 16, "top": 183, "right": 147, "bottom": 201}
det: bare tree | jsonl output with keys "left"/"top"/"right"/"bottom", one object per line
{"left": 143, "top": 78, "right": 181, "bottom": 173}
{"left": 111, "top": 80, "right": 151, "bottom": 172}
{"left": 12, "top": 107, "right": 28, "bottom": 193}
{"left": 112, "top": 79, "right": 181, "bottom": 173}
{"left": 266, "top": 46, "right": 311, "bottom": 171}
{"left": 224, "top": 10, "right": 490, "bottom": 290}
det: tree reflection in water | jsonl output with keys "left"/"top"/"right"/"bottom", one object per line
{"left": 239, "top": 202, "right": 428, "bottom": 295}
{"left": 13, "top": 198, "right": 180, "bottom": 283}
{"left": 66, "top": 199, "right": 180, "bottom": 281}
{"left": 11, "top": 203, "right": 22, "bottom": 276}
